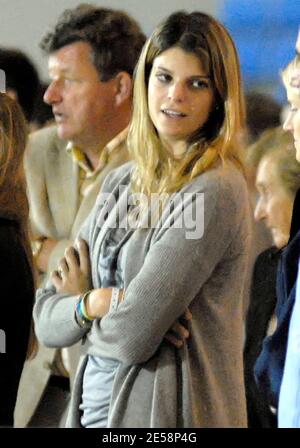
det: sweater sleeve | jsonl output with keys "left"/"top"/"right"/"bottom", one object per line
{"left": 33, "top": 199, "right": 101, "bottom": 348}
{"left": 87, "top": 172, "right": 249, "bottom": 365}
{"left": 33, "top": 163, "right": 133, "bottom": 348}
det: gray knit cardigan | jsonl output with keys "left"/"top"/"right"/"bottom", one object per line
{"left": 34, "top": 160, "right": 252, "bottom": 428}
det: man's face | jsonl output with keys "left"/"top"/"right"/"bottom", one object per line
{"left": 44, "top": 41, "right": 117, "bottom": 148}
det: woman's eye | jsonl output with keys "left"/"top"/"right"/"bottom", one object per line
{"left": 190, "top": 79, "right": 208, "bottom": 89}
{"left": 156, "top": 73, "right": 172, "bottom": 83}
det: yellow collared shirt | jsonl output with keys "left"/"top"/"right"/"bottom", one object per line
{"left": 66, "top": 127, "right": 128, "bottom": 203}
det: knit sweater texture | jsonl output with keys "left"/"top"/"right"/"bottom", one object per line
{"left": 34, "top": 160, "right": 252, "bottom": 428}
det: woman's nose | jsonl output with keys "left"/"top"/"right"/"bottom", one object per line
{"left": 168, "top": 82, "right": 185, "bottom": 102}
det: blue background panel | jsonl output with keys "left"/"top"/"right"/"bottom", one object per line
{"left": 219, "top": 0, "right": 300, "bottom": 102}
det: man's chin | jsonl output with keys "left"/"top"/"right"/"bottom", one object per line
{"left": 56, "top": 125, "right": 72, "bottom": 142}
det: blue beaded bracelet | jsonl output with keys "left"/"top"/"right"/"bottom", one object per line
{"left": 75, "top": 291, "right": 94, "bottom": 326}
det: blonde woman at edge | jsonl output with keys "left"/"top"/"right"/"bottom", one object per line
{"left": 34, "top": 11, "right": 252, "bottom": 428}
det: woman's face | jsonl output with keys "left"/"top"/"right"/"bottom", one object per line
{"left": 283, "top": 82, "right": 300, "bottom": 162}
{"left": 254, "top": 156, "right": 293, "bottom": 249}
{"left": 148, "top": 46, "right": 214, "bottom": 157}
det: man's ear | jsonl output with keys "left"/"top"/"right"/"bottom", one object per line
{"left": 114, "top": 72, "right": 133, "bottom": 106}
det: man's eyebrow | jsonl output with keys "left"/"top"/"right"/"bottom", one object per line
{"left": 48, "top": 67, "right": 72, "bottom": 75}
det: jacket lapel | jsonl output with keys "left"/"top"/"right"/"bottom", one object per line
{"left": 46, "top": 136, "right": 78, "bottom": 237}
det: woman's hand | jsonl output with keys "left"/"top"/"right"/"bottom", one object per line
{"left": 164, "top": 309, "right": 192, "bottom": 348}
{"left": 35, "top": 238, "right": 58, "bottom": 273}
{"left": 52, "top": 239, "right": 92, "bottom": 295}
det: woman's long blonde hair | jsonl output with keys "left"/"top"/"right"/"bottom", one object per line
{"left": 0, "top": 93, "right": 37, "bottom": 359}
{"left": 128, "top": 11, "right": 246, "bottom": 197}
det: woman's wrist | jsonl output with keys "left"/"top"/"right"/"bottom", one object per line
{"left": 86, "top": 288, "right": 124, "bottom": 318}
{"left": 85, "top": 289, "right": 97, "bottom": 319}
{"left": 85, "top": 288, "right": 109, "bottom": 318}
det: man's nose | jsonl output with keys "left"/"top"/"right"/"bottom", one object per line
{"left": 43, "top": 81, "right": 61, "bottom": 105}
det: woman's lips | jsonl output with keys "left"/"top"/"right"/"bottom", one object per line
{"left": 161, "top": 108, "right": 187, "bottom": 118}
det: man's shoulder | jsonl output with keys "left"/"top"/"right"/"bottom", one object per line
{"left": 27, "top": 125, "right": 67, "bottom": 156}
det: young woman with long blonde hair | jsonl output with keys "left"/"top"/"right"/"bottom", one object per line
{"left": 34, "top": 11, "right": 252, "bottom": 427}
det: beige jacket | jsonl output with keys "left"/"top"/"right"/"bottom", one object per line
{"left": 14, "top": 125, "right": 129, "bottom": 427}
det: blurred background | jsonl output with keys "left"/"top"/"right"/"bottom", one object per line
{"left": 0, "top": 0, "right": 298, "bottom": 104}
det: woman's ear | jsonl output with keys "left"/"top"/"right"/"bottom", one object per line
{"left": 114, "top": 72, "right": 133, "bottom": 106}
